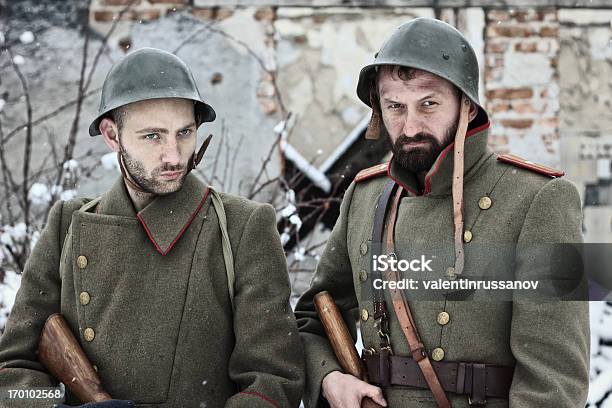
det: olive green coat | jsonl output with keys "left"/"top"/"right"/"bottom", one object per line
{"left": 295, "top": 123, "right": 589, "bottom": 407}
{"left": 0, "top": 174, "right": 304, "bottom": 407}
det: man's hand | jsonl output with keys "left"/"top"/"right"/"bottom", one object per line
{"left": 56, "top": 400, "right": 134, "bottom": 408}
{"left": 322, "top": 371, "right": 387, "bottom": 408}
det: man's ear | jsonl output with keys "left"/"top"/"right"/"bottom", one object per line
{"left": 99, "top": 118, "right": 120, "bottom": 152}
{"left": 468, "top": 101, "right": 478, "bottom": 122}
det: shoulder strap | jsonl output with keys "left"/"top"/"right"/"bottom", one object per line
{"left": 209, "top": 187, "right": 236, "bottom": 311}
{"left": 385, "top": 187, "right": 451, "bottom": 408}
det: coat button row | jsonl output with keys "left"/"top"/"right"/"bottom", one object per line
{"left": 77, "top": 255, "right": 88, "bottom": 269}
{"left": 431, "top": 347, "right": 445, "bottom": 361}
{"left": 437, "top": 311, "right": 450, "bottom": 325}
{"left": 360, "top": 242, "right": 368, "bottom": 256}
{"left": 83, "top": 327, "right": 95, "bottom": 342}
{"left": 79, "top": 291, "right": 90, "bottom": 305}
{"left": 478, "top": 196, "right": 492, "bottom": 210}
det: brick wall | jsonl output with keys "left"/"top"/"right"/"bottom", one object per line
{"left": 484, "top": 8, "right": 560, "bottom": 164}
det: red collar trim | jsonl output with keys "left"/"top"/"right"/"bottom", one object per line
{"left": 136, "top": 187, "right": 210, "bottom": 256}
{"left": 386, "top": 163, "right": 419, "bottom": 197}
{"left": 237, "top": 391, "right": 279, "bottom": 408}
{"left": 423, "top": 121, "right": 490, "bottom": 195}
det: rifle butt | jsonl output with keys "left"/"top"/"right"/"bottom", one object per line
{"left": 38, "top": 313, "right": 112, "bottom": 403}
{"left": 314, "top": 291, "right": 384, "bottom": 408}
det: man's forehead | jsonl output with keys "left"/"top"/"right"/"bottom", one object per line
{"left": 378, "top": 67, "right": 454, "bottom": 96}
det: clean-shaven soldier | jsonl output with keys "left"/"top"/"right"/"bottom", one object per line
{"left": 295, "top": 18, "right": 588, "bottom": 408}
{"left": 0, "top": 48, "right": 304, "bottom": 408}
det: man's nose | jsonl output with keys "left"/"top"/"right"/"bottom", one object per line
{"left": 161, "top": 138, "right": 181, "bottom": 166}
{"left": 401, "top": 112, "right": 424, "bottom": 137}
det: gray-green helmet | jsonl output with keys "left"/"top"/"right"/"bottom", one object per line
{"left": 88, "top": 47, "right": 216, "bottom": 136}
{"left": 356, "top": 17, "right": 487, "bottom": 123}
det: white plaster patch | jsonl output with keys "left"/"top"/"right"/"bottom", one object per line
{"left": 502, "top": 52, "right": 553, "bottom": 86}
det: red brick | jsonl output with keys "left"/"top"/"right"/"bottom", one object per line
{"left": 514, "top": 41, "right": 538, "bottom": 52}
{"left": 486, "top": 42, "right": 508, "bottom": 53}
{"left": 254, "top": 7, "right": 275, "bottom": 21}
{"left": 486, "top": 88, "right": 534, "bottom": 100}
{"left": 500, "top": 119, "right": 534, "bottom": 129}
{"left": 539, "top": 26, "right": 559, "bottom": 37}
{"left": 486, "top": 25, "right": 532, "bottom": 38}
{"left": 93, "top": 10, "right": 115, "bottom": 22}
{"left": 216, "top": 8, "right": 234, "bottom": 20}
{"left": 537, "top": 8, "right": 557, "bottom": 22}
{"left": 191, "top": 7, "right": 214, "bottom": 19}
{"left": 490, "top": 102, "right": 511, "bottom": 113}
{"left": 487, "top": 10, "right": 509, "bottom": 22}
{"left": 259, "top": 98, "right": 277, "bottom": 115}
{"left": 135, "top": 9, "right": 161, "bottom": 21}
{"left": 512, "top": 102, "right": 537, "bottom": 114}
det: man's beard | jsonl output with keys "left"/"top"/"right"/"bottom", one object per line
{"left": 383, "top": 123, "right": 457, "bottom": 174}
{"left": 120, "top": 142, "right": 187, "bottom": 195}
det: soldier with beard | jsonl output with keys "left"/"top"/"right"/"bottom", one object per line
{"left": 0, "top": 48, "right": 304, "bottom": 408}
{"left": 295, "top": 18, "right": 589, "bottom": 408}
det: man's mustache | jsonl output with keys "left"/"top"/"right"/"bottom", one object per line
{"left": 396, "top": 133, "right": 438, "bottom": 146}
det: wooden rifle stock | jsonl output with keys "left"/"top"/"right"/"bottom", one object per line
{"left": 314, "top": 291, "right": 383, "bottom": 408}
{"left": 37, "top": 313, "right": 112, "bottom": 403}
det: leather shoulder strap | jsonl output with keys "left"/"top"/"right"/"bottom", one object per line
{"left": 385, "top": 187, "right": 451, "bottom": 408}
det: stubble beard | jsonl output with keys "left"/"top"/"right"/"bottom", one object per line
{"left": 119, "top": 139, "right": 187, "bottom": 195}
{"left": 382, "top": 123, "right": 458, "bottom": 174}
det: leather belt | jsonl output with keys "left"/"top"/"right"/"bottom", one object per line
{"left": 363, "top": 354, "right": 514, "bottom": 403}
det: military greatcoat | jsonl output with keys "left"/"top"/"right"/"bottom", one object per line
{"left": 0, "top": 174, "right": 304, "bottom": 408}
{"left": 295, "top": 122, "right": 589, "bottom": 407}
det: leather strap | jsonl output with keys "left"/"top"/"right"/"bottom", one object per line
{"left": 369, "top": 180, "right": 398, "bottom": 387}
{"left": 385, "top": 186, "right": 451, "bottom": 408}
{"left": 363, "top": 354, "right": 513, "bottom": 401}
{"left": 451, "top": 94, "right": 471, "bottom": 277}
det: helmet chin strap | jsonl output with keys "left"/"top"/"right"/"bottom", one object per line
{"left": 451, "top": 94, "right": 471, "bottom": 276}
{"left": 117, "top": 134, "right": 214, "bottom": 195}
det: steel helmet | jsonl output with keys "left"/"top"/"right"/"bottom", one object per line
{"left": 88, "top": 47, "right": 215, "bottom": 136}
{"left": 356, "top": 17, "right": 487, "bottom": 124}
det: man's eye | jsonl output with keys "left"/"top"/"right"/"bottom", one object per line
{"left": 423, "top": 101, "right": 438, "bottom": 107}
{"left": 178, "top": 129, "right": 192, "bottom": 137}
{"left": 144, "top": 133, "right": 159, "bottom": 140}
{"left": 387, "top": 103, "right": 403, "bottom": 110}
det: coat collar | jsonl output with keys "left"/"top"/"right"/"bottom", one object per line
{"left": 99, "top": 173, "right": 210, "bottom": 255}
{"left": 387, "top": 122, "right": 492, "bottom": 197}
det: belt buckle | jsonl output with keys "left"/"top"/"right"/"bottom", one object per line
{"left": 468, "top": 396, "right": 487, "bottom": 406}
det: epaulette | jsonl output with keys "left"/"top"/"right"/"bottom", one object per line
{"left": 497, "top": 154, "right": 564, "bottom": 178}
{"left": 355, "top": 163, "right": 389, "bottom": 183}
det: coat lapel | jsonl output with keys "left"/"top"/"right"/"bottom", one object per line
{"left": 99, "top": 174, "right": 210, "bottom": 256}
{"left": 136, "top": 174, "right": 210, "bottom": 255}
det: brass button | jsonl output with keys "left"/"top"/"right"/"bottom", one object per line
{"left": 446, "top": 267, "right": 456, "bottom": 280}
{"left": 79, "top": 291, "right": 90, "bottom": 305}
{"left": 478, "top": 196, "right": 492, "bottom": 210}
{"left": 361, "top": 308, "right": 369, "bottom": 321}
{"left": 77, "top": 255, "right": 88, "bottom": 269}
{"left": 437, "top": 311, "right": 450, "bottom": 326}
{"left": 359, "top": 270, "right": 368, "bottom": 282}
{"left": 359, "top": 242, "right": 368, "bottom": 256}
{"left": 463, "top": 230, "right": 473, "bottom": 243}
{"left": 83, "top": 328, "right": 95, "bottom": 342}
{"left": 432, "top": 347, "right": 445, "bottom": 361}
